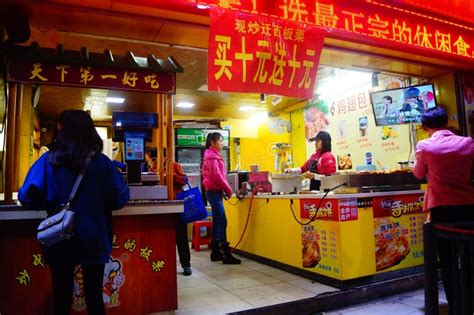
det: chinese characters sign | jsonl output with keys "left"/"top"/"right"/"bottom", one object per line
{"left": 7, "top": 61, "right": 176, "bottom": 94}
{"left": 202, "top": 0, "right": 474, "bottom": 64}
{"left": 208, "top": 7, "right": 326, "bottom": 99}
{"left": 299, "top": 198, "right": 342, "bottom": 278}
{"left": 373, "top": 194, "right": 427, "bottom": 272}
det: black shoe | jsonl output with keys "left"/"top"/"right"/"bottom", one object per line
{"left": 219, "top": 242, "right": 241, "bottom": 265}
{"left": 210, "top": 240, "right": 223, "bottom": 261}
{"left": 183, "top": 267, "right": 192, "bottom": 276}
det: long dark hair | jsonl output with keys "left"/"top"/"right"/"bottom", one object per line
{"left": 205, "top": 132, "right": 223, "bottom": 149}
{"left": 48, "top": 110, "right": 103, "bottom": 171}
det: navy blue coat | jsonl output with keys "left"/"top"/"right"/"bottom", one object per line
{"left": 19, "top": 152, "right": 130, "bottom": 265}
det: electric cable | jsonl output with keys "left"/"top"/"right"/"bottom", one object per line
{"left": 289, "top": 183, "right": 347, "bottom": 226}
{"left": 230, "top": 185, "right": 261, "bottom": 251}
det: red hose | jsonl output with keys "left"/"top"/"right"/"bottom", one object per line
{"left": 231, "top": 185, "right": 260, "bottom": 251}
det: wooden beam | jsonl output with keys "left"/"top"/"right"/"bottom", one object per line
{"left": 4, "top": 83, "right": 17, "bottom": 204}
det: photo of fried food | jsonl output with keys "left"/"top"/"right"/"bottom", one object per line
{"left": 374, "top": 218, "right": 410, "bottom": 271}
{"left": 302, "top": 239, "right": 321, "bottom": 268}
{"left": 337, "top": 154, "right": 353, "bottom": 170}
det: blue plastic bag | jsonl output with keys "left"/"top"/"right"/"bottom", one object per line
{"left": 177, "top": 177, "right": 208, "bottom": 224}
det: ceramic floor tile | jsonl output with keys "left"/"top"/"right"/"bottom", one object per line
{"left": 271, "top": 271, "right": 306, "bottom": 282}
{"left": 179, "top": 290, "right": 240, "bottom": 309}
{"left": 244, "top": 292, "right": 302, "bottom": 308}
{"left": 175, "top": 299, "right": 253, "bottom": 315}
{"left": 247, "top": 264, "right": 287, "bottom": 275}
{"left": 201, "top": 269, "right": 267, "bottom": 282}
{"left": 178, "top": 284, "right": 226, "bottom": 297}
{"left": 214, "top": 275, "right": 282, "bottom": 290}
{"left": 230, "top": 281, "right": 311, "bottom": 300}
{"left": 286, "top": 278, "right": 339, "bottom": 294}
{"left": 177, "top": 274, "right": 213, "bottom": 289}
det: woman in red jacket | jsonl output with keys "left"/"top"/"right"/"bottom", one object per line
{"left": 286, "top": 131, "right": 336, "bottom": 191}
{"left": 201, "top": 132, "right": 241, "bottom": 264}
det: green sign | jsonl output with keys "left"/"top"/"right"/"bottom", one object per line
{"left": 176, "top": 128, "right": 229, "bottom": 147}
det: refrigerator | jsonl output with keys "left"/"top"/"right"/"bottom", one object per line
{"left": 175, "top": 128, "right": 230, "bottom": 192}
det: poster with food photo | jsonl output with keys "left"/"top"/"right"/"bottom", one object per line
{"left": 337, "top": 154, "right": 352, "bottom": 170}
{"left": 300, "top": 199, "right": 342, "bottom": 278}
{"left": 372, "top": 194, "right": 427, "bottom": 272}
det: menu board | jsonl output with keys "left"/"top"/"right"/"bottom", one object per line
{"left": 372, "top": 194, "right": 427, "bottom": 272}
{"left": 300, "top": 198, "right": 342, "bottom": 279}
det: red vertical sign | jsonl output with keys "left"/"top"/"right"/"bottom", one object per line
{"left": 208, "top": 7, "right": 326, "bottom": 99}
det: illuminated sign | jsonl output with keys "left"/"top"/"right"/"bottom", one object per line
{"left": 201, "top": 0, "right": 474, "bottom": 63}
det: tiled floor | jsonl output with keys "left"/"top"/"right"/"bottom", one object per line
{"left": 325, "top": 287, "right": 449, "bottom": 315}
{"left": 154, "top": 247, "right": 339, "bottom": 314}
{"left": 154, "top": 247, "right": 450, "bottom": 315}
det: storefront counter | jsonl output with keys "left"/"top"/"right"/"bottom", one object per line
{"left": 0, "top": 200, "right": 183, "bottom": 314}
{"left": 225, "top": 190, "right": 427, "bottom": 283}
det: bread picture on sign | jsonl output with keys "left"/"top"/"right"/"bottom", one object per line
{"left": 302, "top": 239, "right": 321, "bottom": 268}
{"left": 374, "top": 217, "right": 410, "bottom": 271}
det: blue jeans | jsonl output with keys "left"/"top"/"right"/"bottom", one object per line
{"left": 205, "top": 191, "right": 227, "bottom": 243}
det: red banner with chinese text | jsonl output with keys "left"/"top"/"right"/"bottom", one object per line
{"left": 201, "top": 0, "right": 474, "bottom": 67}
{"left": 208, "top": 7, "right": 326, "bottom": 99}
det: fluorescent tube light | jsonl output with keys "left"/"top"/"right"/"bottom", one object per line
{"left": 176, "top": 102, "right": 195, "bottom": 108}
{"left": 106, "top": 97, "right": 125, "bottom": 103}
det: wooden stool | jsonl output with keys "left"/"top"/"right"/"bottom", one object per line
{"left": 192, "top": 220, "right": 212, "bottom": 252}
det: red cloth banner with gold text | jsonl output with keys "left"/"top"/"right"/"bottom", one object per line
{"left": 208, "top": 7, "right": 326, "bottom": 99}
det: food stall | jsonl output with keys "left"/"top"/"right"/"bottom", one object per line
{"left": 225, "top": 171, "right": 427, "bottom": 286}
{"left": 0, "top": 43, "right": 184, "bottom": 314}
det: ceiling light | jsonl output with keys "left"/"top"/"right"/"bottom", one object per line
{"left": 272, "top": 96, "right": 282, "bottom": 106}
{"left": 106, "top": 97, "right": 125, "bottom": 103}
{"left": 197, "top": 4, "right": 209, "bottom": 9}
{"left": 176, "top": 102, "right": 195, "bottom": 108}
{"left": 238, "top": 106, "right": 256, "bottom": 112}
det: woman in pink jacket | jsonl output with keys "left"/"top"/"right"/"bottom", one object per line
{"left": 201, "top": 132, "right": 241, "bottom": 264}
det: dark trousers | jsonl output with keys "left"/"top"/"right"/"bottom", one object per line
{"left": 430, "top": 205, "right": 474, "bottom": 311}
{"left": 176, "top": 218, "right": 191, "bottom": 268}
{"left": 50, "top": 264, "right": 105, "bottom": 315}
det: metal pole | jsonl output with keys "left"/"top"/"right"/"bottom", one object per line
{"left": 424, "top": 222, "right": 439, "bottom": 315}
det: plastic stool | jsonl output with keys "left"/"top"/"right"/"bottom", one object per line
{"left": 192, "top": 220, "right": 212, "bottom": 252}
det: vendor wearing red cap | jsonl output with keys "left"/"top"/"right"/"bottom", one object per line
{"left": 285, "top": 131, "right": 336, "bottom": 191}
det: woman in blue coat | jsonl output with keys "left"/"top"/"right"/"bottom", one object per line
{"left": 19, "top": 110, "right": 130, "bottom": 315}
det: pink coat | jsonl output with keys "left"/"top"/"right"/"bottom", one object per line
{"left": 413, "top": 130, "right": 474, "bottom": 210}
{"left": 201, "top": 147, "right": 233, "bottom": 196}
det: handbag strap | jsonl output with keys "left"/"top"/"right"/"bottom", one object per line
{"left": 64, "top": 151, "right": 95, "bottom": 210}
{"left": 183, "top": 176, "right": 192, "bottom": 190}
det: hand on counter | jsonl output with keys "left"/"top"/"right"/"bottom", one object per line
{"left": 284, "top": 167, "right": 301, "bottom": 174}
{"left": 303, "top": 172, "right": 315, "bottom": 179}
